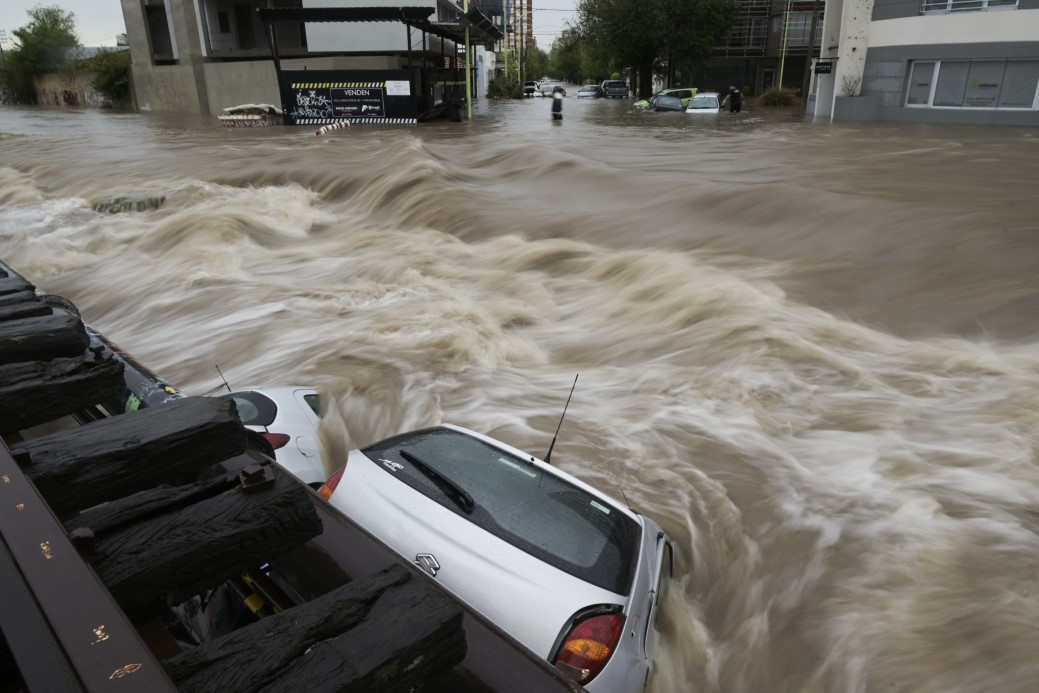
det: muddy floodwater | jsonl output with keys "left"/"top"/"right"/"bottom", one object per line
{"left": 2, "top": 96, "right": 1038, "bottom": 693}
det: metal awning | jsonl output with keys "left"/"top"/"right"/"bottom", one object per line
{"left": 256, "top": 6, "right": 503, "bottom": 49}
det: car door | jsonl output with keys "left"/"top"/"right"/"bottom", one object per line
{"left": 641, "top": 536, "right": 673, "bottom": 660}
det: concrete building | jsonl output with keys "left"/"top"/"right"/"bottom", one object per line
{"left": 810, "top": 0, "right": 1039, "bottom": 124}
{"left": 120, "top": 0, "right": 491, "bottom": 115}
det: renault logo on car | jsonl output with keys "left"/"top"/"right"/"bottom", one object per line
{"left": 414, "top": 553, "right": 440, "bottom": 577}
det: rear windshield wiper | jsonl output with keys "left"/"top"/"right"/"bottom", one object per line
{"left": 400, "top": 449, "right": 475, "bottom": 514}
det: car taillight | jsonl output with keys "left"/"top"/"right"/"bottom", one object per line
{"left": 317, "top": 466, "right": 345, "bottom": 500}
{"left": 552, "top": 612, "right": 625, "bottom": 685}
{"left": 262, "top": 432, "right": 291, "bottom": 449}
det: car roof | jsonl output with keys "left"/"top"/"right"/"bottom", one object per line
{"left": 230, "top": 385, "right": 315, "bottom": 398}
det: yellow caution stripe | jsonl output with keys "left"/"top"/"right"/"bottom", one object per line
{"left": 290, "top": 82, "right": 387, "bottom": 89}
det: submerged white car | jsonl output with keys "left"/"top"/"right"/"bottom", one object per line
{"left": 319, "top": 423, "right": 675, "bottom": 692}
{"left": 686, "top": 91, "right": 722, "bottom": 113}
{"left": 224, "top": 386, "right": 326, "bottom": 487}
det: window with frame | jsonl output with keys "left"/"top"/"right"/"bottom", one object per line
{"left": 905, "top": 59, "right": 1039, "bottom": 110}
{"left": 920, "top": 0, "right": 1017, "bottom": 13}
{"left": 777, "top": 11, "right": 823, "bottom": 47}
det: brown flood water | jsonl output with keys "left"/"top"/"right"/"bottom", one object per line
{"left": 2, "top": 97, "right": 1038, "bottom": 692}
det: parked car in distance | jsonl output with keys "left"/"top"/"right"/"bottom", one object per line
{"left": 686, "top": 91, "right": 722, "bottom": 113}
{"left": 577, "top": 84, "right": 604, "bottom": 98}
{"left": 634, "top": 87, "right": 697, "bottom": 110}
{"left": 223, "top": 386, "right": 326, "bottom": 487}
{"left": 318, "top": 424, "right": 675, "bottom": 693}
{"left": 652, "top": 94, "right": 686, "bottom": 112}
{"left": 539, "top": 84, "right": 566, "bottom": 97}
{"left": 602, "top": 80, "right": 629, "bottom": 98}
{"left": 524, "top": 81, "right": 539, "bottom": 97}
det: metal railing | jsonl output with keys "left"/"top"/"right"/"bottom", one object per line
{"left": 921, "top": 0, "right": 1017, "bottom": 12}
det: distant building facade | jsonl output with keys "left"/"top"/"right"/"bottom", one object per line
{"left": 810, "top": 0, "right": 1039, "bottom": 124}
{"left": 694, "top": 0, "right": 824, "bottom": 97}
{"left": 120, "top": 0, "right": 477, "bottom": 114}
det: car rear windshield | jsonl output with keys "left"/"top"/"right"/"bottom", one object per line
{"left": 690, "top": 96, "right": 719, "bottom": 108}
{"left": 363, "top": 427, "right": 641, "bottom": 595}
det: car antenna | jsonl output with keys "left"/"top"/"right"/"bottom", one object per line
{"left": 544, "top": 374, "right": 578, "bottom": 465}
{"left": 215, "top": 365, "right": 233, "bottom": 394}
{"left": 619, "top": 487, "right": 634, "bottom": 511}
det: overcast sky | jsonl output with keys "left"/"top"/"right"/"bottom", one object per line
{"left": 0, "top": 1, "right": 126, "bottom": 47}
{"left": 527, "top": 0, "right": 579, "bottom": 50}
{"left": 0, "top": 1, "right": 577, "bottom": 50}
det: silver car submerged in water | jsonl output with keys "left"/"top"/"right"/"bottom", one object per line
{"left": 320, "top": 424, "right": 675, "bottom": 692}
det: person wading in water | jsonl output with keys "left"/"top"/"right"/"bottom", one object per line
{"left": 551, "top": 86, "right": 564, "bottom": 121}
{"left": 722, "top": 85, "right": 744, "bottom": 113}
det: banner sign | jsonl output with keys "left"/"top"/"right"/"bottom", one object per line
{"left": 279, "top": 70, "right": 417, "bottom": 125}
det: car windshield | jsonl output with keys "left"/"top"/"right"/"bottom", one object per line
{"left": 580, "top": 86, "right": 596, "bottom": 92}
{"left": 363, "top": 427, "right": 641, "bottom": 594}
{"left": 689, "top": 96, "right": 719, "bottom": 109}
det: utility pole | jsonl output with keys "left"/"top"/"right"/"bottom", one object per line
{"left": 464, "top": 0, "right": 472, "bottom": 119}
{"left": 503, "top": 0, "right": 509, "bottom": 81}
{"left": 0, "top": 30, "right": 8, "bottom": 63}
{"left": 777, "top": 0, "right": 794, "bottom": 89}
{"left": 801, "top": 0, "right": 822, "bottom": 107}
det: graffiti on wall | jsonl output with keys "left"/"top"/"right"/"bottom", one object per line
{"left": 33, "top": 72, "right": 112, "bottom": 109}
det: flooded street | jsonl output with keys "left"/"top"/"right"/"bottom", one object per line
{"left": 2, "top": 97, "right": 1038, "bottom": 692}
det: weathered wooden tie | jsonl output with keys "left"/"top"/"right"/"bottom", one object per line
{"left": 10, "top": 396, "right": 247, "bottom": 516}
{"left": 164, "top": 563, "right": 467, "bottom": 693}
{"left": 0, "top": 312, "right": 92, "bottom": 365}
{"left": 0, "top": 355, "right": 125, "bottom": 433}
{"left": 70, "top": 459, "right": 323, "bottom": 614}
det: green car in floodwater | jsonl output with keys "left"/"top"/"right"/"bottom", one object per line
{"left": 633, "top": 87, "right": 698, "bottom": 110}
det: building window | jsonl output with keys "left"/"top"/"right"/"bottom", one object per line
{"left": 933, "top": 61, "right": 968, "bottom": 106}
{"left": 906, "top": 59, "right": 1039, "bottom": 109}
{"left": 218, "top": 12, "right": 230, "bottom": 33}
{"left": 143, "top": 0, "right": 176, "bottom": 65}
{"left": 920, "top": 0, "right": 1017, "bottom": 13}
{"left": 906, "top": 61, "right": 935, "bottom": 104}
{"left": 771, "top": 12, "right": 823, "bottom": 47}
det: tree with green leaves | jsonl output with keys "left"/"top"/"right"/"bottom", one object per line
{"left": 0, "top": 4, "right": 81, "bottom": 103}
{"left": 525, "top": 47, "right": 550, "bottom": 83}
{"left": 87, "top": 48, "right": 132, "bottom": 106}
{"left": 549, "top": 27, "right": 585, "bottom": 85}
{"left": 577, "top": 0, "right": 738, "bottom": 98}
